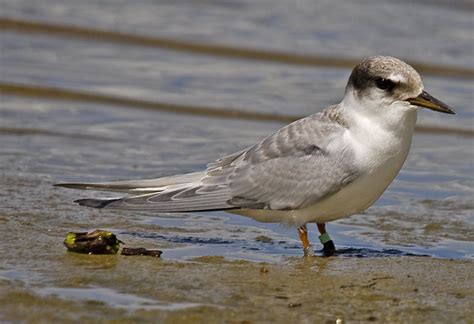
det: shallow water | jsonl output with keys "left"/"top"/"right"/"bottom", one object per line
{"left": 1, "top": 0, "right": 473, "bottom": 322}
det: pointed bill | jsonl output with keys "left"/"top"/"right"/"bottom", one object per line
{"left": 407, "top": 90, "right": 455, "bottom": 114}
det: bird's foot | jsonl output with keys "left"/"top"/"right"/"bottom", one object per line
{"left": 319, "top": 232, "right": 336, "bottom": 257}
{"left": 302, "top": 246, "right": 315, "bottom": 257}
{"left": 322, "top": 240, "right": 336, "bottom": 257}
{"left": 298, "top": 225, "right": 315, "bottom": 257}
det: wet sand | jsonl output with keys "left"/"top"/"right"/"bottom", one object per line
{"left": 1, "top": 253, "right": 472, "bottom": 323}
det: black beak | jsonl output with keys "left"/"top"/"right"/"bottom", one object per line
{"left": 407, "top": 90, "right": 455, "bottom": 114}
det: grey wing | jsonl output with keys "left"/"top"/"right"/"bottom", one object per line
{"left": 203, "top": 114, "right": 360, "bottom": 210}
{"left": 70, "top": 150, "right": 260, "bottom": 211}
{"left": 75, "top": 184, "right": 237, "bottom": 211}
{"left": 55, "top": 172, "right": 205, "bottom": 193}
{"left": 69, "top": 112, "right": 359, "bottom": 212}
{"left": 70, "top": 150, "right": 259, "bottom": 211}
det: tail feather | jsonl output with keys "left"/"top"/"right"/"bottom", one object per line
{"left": 54, "top": 172, "right": 205, "bottom": 193}
{"left": 56, "top": 171, "right": 258, "bottom": 212}
{"left": 71, "top": 185, "right": 244, "bottom": 212}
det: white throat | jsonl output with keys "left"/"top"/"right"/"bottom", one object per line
{"left": 338, "top": 89, "right": 418, "bottom": 181}
{"left": 341, "top": 89, "right": 418, "bottom": 139}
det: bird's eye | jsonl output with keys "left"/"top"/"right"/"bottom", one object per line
{"left": 375, "top": 78, "right": 395, "bottom": 91}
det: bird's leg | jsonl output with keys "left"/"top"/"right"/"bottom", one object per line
{"left": 317, "top": 223, "right": 336, "bottom": 256}
{"left": 297, "top": 225, "right": 314, "bottom": 257}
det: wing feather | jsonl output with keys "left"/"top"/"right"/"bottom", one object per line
{"left": 203, "top": 112, "right": 359, "bottom": 210}
{"left": 62, "top": 108, "right": 360, "bottom": 213}
{"left": 55, "top": 172, "right": 204, "bottom": 193}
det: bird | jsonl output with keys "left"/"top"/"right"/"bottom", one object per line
{"left": 55, "top": 56, "right": 455, "bottom": 257}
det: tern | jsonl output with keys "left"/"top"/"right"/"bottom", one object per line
{"left": 56, "top": 56, "right": 455, "bottom": 256}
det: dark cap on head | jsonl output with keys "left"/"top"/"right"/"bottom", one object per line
{"left": 346, "top": 56, "right": 423, "bottom": 101}
{"left": 347, "top": 56, "right": 421, "bottom": 90}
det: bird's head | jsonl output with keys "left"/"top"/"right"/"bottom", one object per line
{"left": 345, "top": 56, "right": 455, "bottom": 119}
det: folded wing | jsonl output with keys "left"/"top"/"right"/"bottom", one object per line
{"left": 58, "top": 111, "right": 360, "bottom": 213}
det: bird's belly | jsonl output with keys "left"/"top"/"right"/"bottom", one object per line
{"left": 230, "top": 141, "right": 409, "bottom": 227}
{"left": 297, "top": 162, "right": 401, "bottom": 223}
